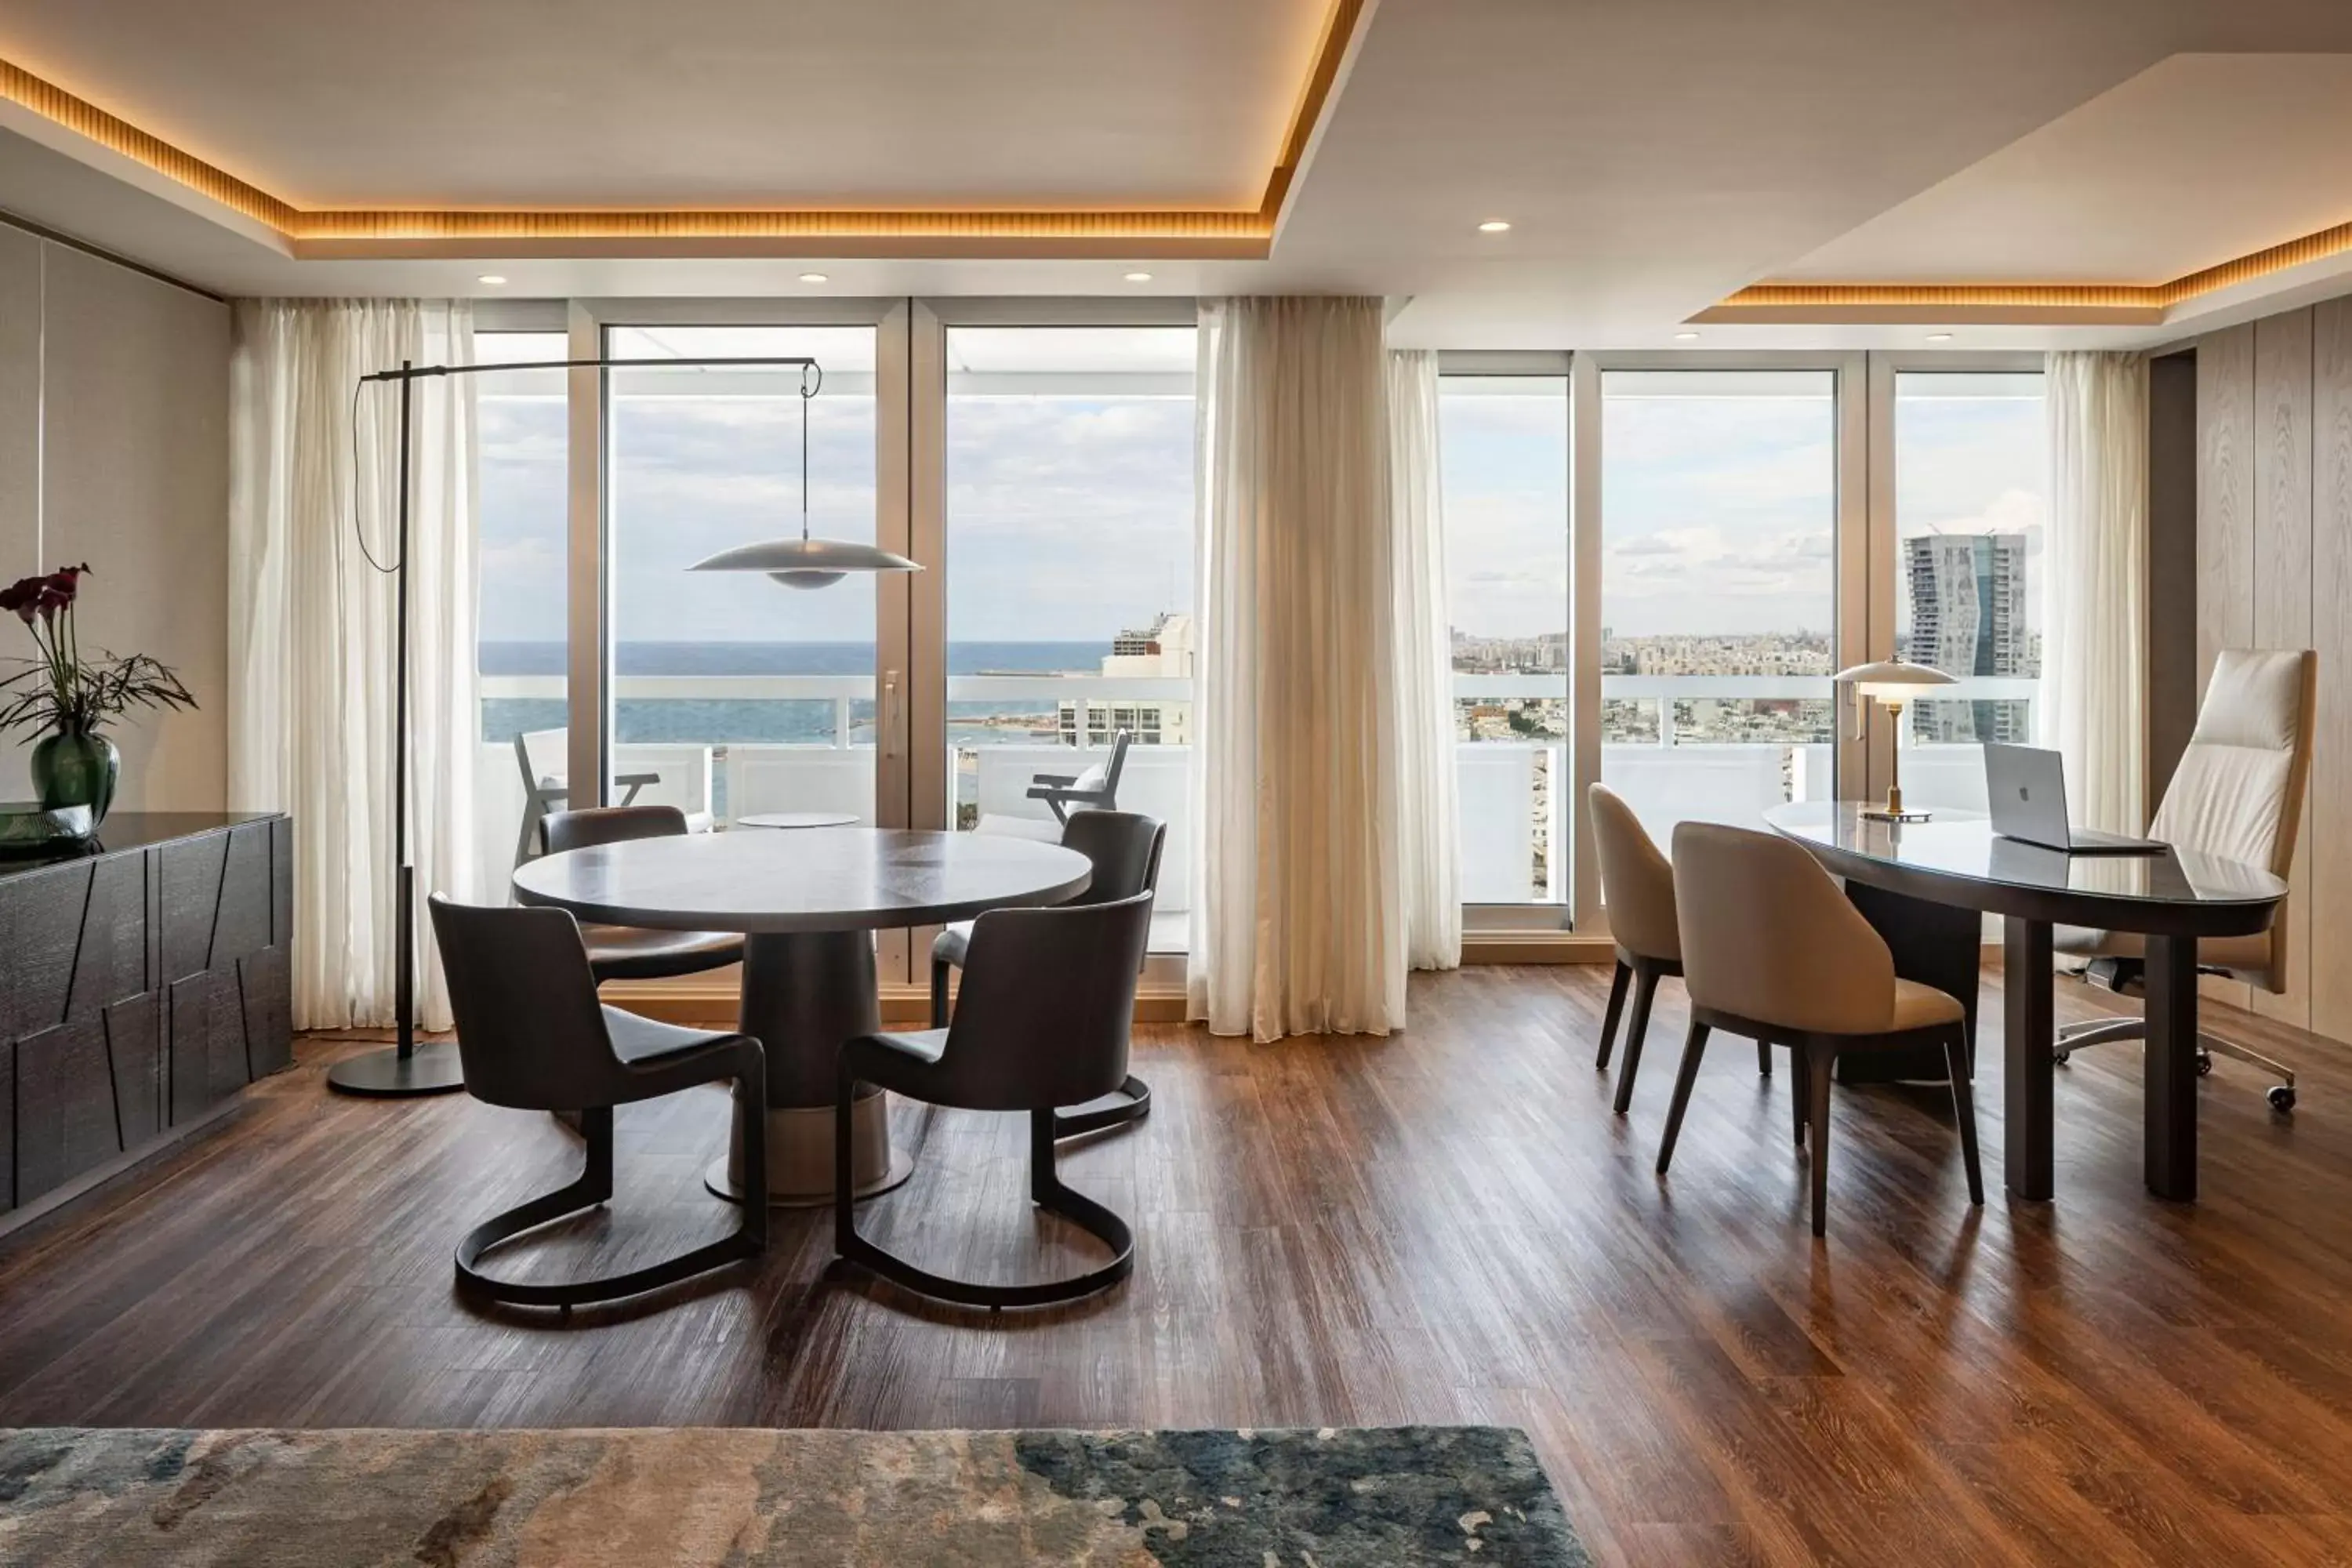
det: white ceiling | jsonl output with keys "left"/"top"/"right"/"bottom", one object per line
{"left": 4, "top": 0, "right": 2352, "bottom": 347}
{"left": 0, "top": 0, "right": 1328, "bottom": 209}
{"left": 1777, "top": 54, "right": 2352, "bottom": 286}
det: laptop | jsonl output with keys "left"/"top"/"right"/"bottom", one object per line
{"left": 1983, "top": 743, "right": 2166, "bottom": 855}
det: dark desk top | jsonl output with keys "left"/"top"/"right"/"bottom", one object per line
{"left": 0, "top": 811, "right": 282, "bottom": 878}
{"left": 1765, "top": 801, "right": 2285, "bottom": 938}
{"left": 513, "top": 826, "right": 1091, "bottom": 934}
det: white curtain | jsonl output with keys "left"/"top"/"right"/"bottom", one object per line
{"left": 1388, "top": 350, "right": 1462, "bottom": 969}
{"left": 2039, "top": 350, "right": 2147, "bottom": 835}
{"left": 1188, "top": 297, "right": 1406, "bottom": 1040}
{"left": 229, "top": 300, "right": 480, "bottom": 1030}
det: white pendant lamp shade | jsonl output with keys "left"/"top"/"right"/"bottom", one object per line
{"left": 1833, "top": 657, "right": 1957, "bottom": 702}
{"left": 689, "top": 536, "right": 920, "bottom": 590}
{"left": 685, "top": 356, "right": 922, "bottom": 590}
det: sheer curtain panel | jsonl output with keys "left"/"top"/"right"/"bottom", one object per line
{"left": 1188, "top": 297, "right": 1407, "bottom": 1040}
{"left": 229, "top": 299, "right": 479, "bottom": 1029}
{"left": 2039, "top": 350, "right": 2147, "bottom": 836}
{"left": 1388, "top": 349, "right": 1462, "bottom": 969}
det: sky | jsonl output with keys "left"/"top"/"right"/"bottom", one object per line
{"left": 476, "top": 338, "right": 2047, "bottom": 652}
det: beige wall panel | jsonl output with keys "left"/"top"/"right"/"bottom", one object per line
{"left": 2312, "top": 297, "right": 2352, "bottom": 1040}
{"left": 2252, "top": 310, "right": 2314, "bottom": 1029}
{"left": 36, "top": 244, "right": 229, "bottom": 811}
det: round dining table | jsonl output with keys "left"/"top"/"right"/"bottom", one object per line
{"left": 513, "top": 827, "right": 1092, "bottom": 1206}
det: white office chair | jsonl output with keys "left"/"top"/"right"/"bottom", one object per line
{"left": 2054, "top": 648, "right": 2316, "bottom": 1111}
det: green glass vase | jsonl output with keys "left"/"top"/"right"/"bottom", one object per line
{"left": 31, "top": 726, "right": 120, "bottom": 832}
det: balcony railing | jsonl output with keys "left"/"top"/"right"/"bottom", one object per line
{"left": 473, "top": 670, "right": 2036, "bottom": 926}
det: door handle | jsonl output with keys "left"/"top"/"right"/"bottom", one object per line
{"left": 882, "top": 668, "right": 902, "bottom": 760}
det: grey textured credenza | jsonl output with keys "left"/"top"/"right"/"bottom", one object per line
{"left": 0, "top": 811, "right": 292, "bottom": 1234}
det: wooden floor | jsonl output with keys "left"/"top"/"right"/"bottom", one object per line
{"left": 4, "top": 965, "right": 2351, "bottom": 1565}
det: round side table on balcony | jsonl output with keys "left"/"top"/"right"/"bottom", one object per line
{"left": 514, "top": 828, "right": 1092, "bottom": 1205}
{"left": 735, "top": 811, "right": 860, "bottom": 829}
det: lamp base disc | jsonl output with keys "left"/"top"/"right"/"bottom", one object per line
{"left": 327, "top": 1040, "right": 466, "bottom": 1098}
{"left": 1861, "top": 807, "right": 1934, "bottom": 823}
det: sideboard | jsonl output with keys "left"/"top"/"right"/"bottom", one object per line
{"left": 0, "top": 811, "right": 292, "bottom": 1236}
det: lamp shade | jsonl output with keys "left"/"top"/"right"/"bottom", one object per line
{"left": 1832, "top": 658, "right": 1957, "bottom": 703}
{"left": 690, "top": 536, "right": 922, "bottom": 591}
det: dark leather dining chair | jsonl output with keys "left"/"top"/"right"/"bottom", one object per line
{"left": 932, "top": 809, "right": 1163, "bottom": 1139}
{"left": 429, "top": 895, "right": 768, "bottom": 1308}
{"left": 835, "top": 889, "right": 1155, "bottom": 1309}
{"left": 541, "top": 806, "right": 744, "bottom": 983}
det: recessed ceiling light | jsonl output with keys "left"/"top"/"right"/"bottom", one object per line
{"left": 1926, "top": 332, "right": 1955, "bottom": 341}
{"left": 476, "top": 274, "right": 506, "bottom": 285}
{"left": 1673, "top": 331, "right": 1700, "bottom": 341}
{"left": 1124, "top": 271, "right": 1154, "bottom": 283}
{"left": 797, "top": 272, "right": 829, "bottom": 284}
{"left": 1477, "top": 220, "right": 1512, "bottom": 234}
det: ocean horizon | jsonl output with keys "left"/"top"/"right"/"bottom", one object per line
{"left": 480, "top": 639, "right": 1117, "bottom": 746}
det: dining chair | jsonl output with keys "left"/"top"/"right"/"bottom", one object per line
{"left": 1588, "top": 782, "right": 1769, "bottom": 1111}
{"left": 1028, "top": 730, "right": 1132, "bottom": 824}
{"left": 427, "top": 895, "right": 768, "bottom": 1308}
{"left": 511, "top": 728, "right": 662, "bottom": 869}
{"left": 1656, "top": 822, "right": 1984, "bottom": 1238}
{"left": 834, "top": 889, "right": 1156, "bottom": 1308}
{"left": 2055, "top": 648, "right": 2315, "bottom": 1112}
{"left": 539, "top": 805, "right": 746, "bottom": 983}
{"left": 932, "top": 809, "right": 1164, "bottom": 1138}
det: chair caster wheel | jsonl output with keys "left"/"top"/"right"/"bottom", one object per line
{"left": 2195, "top": 1051, "right": 2214, "bottom": 1078}
{"left": 2269, "top": 1085, "right": 2296, "bottom": 1113}
{"left": 2053, "top": 1049, "right": 2071, "bottom": 1067}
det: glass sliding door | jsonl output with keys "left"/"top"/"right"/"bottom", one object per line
{"left": 1439, "top": 372, "right": 1570, "bottom": 908}
{"left": 1599, "top": 369, "right": 1839, "bottom": 845}
{"left": 941, "top": 324, "right": 1196, "bottom": 949}
{"left": 473, "top": 329, "right": 570, "bottom": 894}
{"left": 601, "top": 324, "right": 884, "bottom": 827}
{"left": 1890, "top": 369, "right": 2048, "bottom": 813}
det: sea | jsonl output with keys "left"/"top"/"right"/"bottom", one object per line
{"left": 480, "top": 640, "right": 1112, "bottom": 746}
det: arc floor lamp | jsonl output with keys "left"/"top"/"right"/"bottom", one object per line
{"left": 328, "top": 351, "right": 920, "bottom": 1098}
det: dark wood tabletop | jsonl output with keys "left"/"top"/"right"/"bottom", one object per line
{"left": 511, "top": 826, "right": 1091, "bottom": 934}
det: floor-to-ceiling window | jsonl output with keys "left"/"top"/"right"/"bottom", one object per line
{"left": 473, "top": 329, "right": 569, "bottom": 891}
{"left": 1599, "top": 369, "right": 1839, "bottom": 848}
{"left": 1889, "top": 368, "right": 2048, "bottom": 812}
{"left": 602, "top": 324, "right": 882, "bottom": 826}
{"left": 1439, "top": 371, "right": 1570, "bottom": 906}
{"left": 942, "top": 324, "right": 1196, "bottom": 946}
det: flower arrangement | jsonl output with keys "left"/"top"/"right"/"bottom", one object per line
{"left": 0, "top": 563, "right": 196, "bottom": 826}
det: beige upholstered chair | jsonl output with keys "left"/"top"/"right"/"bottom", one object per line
{"left": 2056, "top": 648, "right": 2316, "bottom": 1111}
{"left": 1657, "top": 822, "right": 1984, "bottom": 1237}
{"left": 1588, "top": 783, "right": 1768, "bottom": 1112}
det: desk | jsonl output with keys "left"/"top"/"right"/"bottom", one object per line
{"left": 514, "top": 827, "right": 1091, "bottom": 1205}
{"left": 1766, "top": 803, "right": 2284, "bottom": 1203}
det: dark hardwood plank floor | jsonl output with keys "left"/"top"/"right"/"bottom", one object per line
{"left": 3, "top": 965, "right": 2350, "bottom": 1565}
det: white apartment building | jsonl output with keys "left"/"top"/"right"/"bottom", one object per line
{"left": 1058, "top": 612, "right": 1196, "bottom": 746}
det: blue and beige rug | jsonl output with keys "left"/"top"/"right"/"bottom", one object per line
{"left": 0, "top": 1424, "right": 1585, "bottom": 1566}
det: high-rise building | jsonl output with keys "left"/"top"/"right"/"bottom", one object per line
{"left": 1059, "top": 612, "right": 1195, "bottom": 746}
{"left": 1904, "top": 532, "right": 2030, "bottom": 742}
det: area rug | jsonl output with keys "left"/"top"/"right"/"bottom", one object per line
{"left": 0, "top": 1424, "right": 1586, "bottom": 1566}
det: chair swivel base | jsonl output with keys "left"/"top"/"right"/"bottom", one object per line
{"left": 2055, "top": 1017, "right": 2297, "bottom": 1112}
{"left": 834, "top": 1109, "right": 1133, "bottom": 1310}
{"left": 456, "top": 1109, "right": 766, "bottom": 1309}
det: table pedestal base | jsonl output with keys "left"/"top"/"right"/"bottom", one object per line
{"left": 718, "top": 928, "right": 909, "bottom": 1206}
{"left": 705, "top": 1085, "right": 914, "bottom": 1208}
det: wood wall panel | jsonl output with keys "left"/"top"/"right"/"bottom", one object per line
{"left": 2195, "top": 326, "right": 2259, "bottom": 1014}
{"left": 2314, "top": 297, "right": 2352, "bottom": 1041}
{"left": 2198, "top": 325, "right": 2257, "bottom": 693}
{"left": 2253, "top": 310, "right": 2315, "bottom": 1029}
